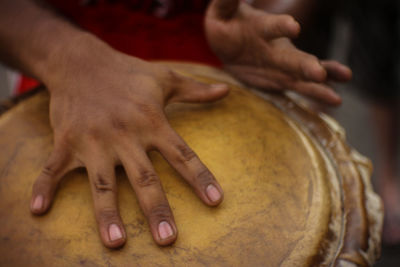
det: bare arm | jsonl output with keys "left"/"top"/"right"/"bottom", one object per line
{"left": 0, "top": 0, "right": 229, "bottom": 248}
{"left": 0, "top": 0, "right": 92, "bottom": 82}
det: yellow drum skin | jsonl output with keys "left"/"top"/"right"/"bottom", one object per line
{"left": 0, "top": 63, "right": 382, "bottom": 267}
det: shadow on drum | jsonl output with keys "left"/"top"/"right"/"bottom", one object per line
{"left": 0, "top": 63, "right": 383, "bottom": 267}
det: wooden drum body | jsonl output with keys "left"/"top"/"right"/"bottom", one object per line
{"left": 0, "top": 63, "right": 382, "bottom": 266}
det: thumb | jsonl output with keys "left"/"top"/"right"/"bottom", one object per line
{"left": 169, "top": 76, "right": 230, "bottom": 104}
{"left": 209, "top": 0, "right": 240, "bottom": 19}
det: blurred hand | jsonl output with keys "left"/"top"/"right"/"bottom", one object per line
{"left": 205, "top": 0, "right": 352, "bottom": 105}
{"left": 30, "top": 39, "right": 228, "bottom": 248}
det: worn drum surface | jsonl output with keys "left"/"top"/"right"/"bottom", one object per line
{"left": 0, "top": 63, "right": 382, "bottom": 266}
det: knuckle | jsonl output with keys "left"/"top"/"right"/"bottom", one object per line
{"left": 175, "top": 143, "right": 197, "bottom": 163}
{"left": 41, "top": 163, "right": 56, "bottom": 177}
{"left": 196, "top": 168, "right": 215, "bottom": 187}
{"left": 148, "top": 203, "right": 172, "bottom": 222}
{"left": 163, "top": 69, "right": 186, "bottom": 90}
{"left": 306, "top": 55, "right": 318, "bottom": 64}
{"left": 93, "top": 174, "right": 114, "bottom": 194}
{"left": 136, "top": 169, "right": 159, "bottom": 188}
{"left": 164, "top": 70, "right": 187, "bottom": 100}
{"left": 136, "top": 103, "right": 158, "bottom": 115}
{"left": 41, "top": 158, "right": 63, "bottom": 178}
{"left": 166, "top": 69, "right": 181, "bottom": 85}
{"left": 85, "top": 123, "right": 103, "bottom": 140}
{"left": 110, "top": 116, "right": 129, "bottom": 133}
{"left": 136, "top": 103, "right": 164, "bottom": 130}
{"left": 55, "top": 123, "right": 81, "bottom": 147}
{"left": 98, "top": 208, "right": 119, "bottom": 223}
{"left": 281, "top": 14, "right": 295, "bottom": 23}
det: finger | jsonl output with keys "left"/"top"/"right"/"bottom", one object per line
{"left": 235, "top": 71, "right": 282, "bottom": 90}
{"left": 170, "top": 76, "right": 230, "bottom": 104}
{"left": 155, "top": 128, "right": 224, "bottom": 207}
{"left": 242, "top": 69, "right": 342, "bottom": 105}
{"left": 270, "top": 43, "right": 327, "bottom": 82}
{"left": 225, "top": 64, "right": 287, "bottom": 90}
{"left": 259, "top": 14, "right": 300, "bottom": 40}
{"left": 31, "top": 145, "right": 76, "bottom": 214}
{"left": 226, "top": 63, "right": 301, "bottom": 92}
{"left": 292, "top": 80, "right": 342, "bottom": 106}
{"left": 210, "top": 0, "right": 240, "bottom": 19}
{"left": 86, "top": 157, "right": 126, "bottom": 249}
{"left": 321, "top": 60, "right": 352, "bottom": 82}
{"left": 118, "top": 146, "right": 177, "bottom": 246}
{"left": 226, "top": 64, "right": 342, "bottom": 105}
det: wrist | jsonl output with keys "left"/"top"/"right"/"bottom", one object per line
{"left": 37, "top": 31, "right": 116, "bottom": 93}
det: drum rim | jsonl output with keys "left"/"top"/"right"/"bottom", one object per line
{"left": 0, "top": 86, "right": 45, "bottom": 116}
{"left": 161, "top": 62, "right": 383, "bottom": 266}
{"left": 262, "top": 91, "right": 383, "bottom": 266}
{"left": 0, "top": 62, "right": 383, "bottom": 266}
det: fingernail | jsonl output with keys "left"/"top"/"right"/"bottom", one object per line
{"left": 109, "top": 224, "right": 123, "bottom": 241}
{"left": 211, "top": 84, "right": 227, "bottom": 90}
{"left": 32, "top": 195, "right": 43, "bottom": 211}
{"left": 206, "top": 184, "right": 221, "bottom": 202}
{"left": 158, "top": 221, "right": 173, "bottom": 240}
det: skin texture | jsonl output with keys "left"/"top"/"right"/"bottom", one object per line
{"left": 0, "top": 62, "right": 382, "bottom": 266}
{"left": 205, "top": 0, "right": 352, "bottom": 105}
{"left": 0, "top": 0, "right": 352, "bottom": 249}
{"left": 0, "top": 0, "right": 228, "bottom": 248}
{"left": 30, "top": 39, "right": 229, "bottom": 248}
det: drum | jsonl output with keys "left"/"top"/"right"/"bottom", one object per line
{"left": 0, "top": 63, "right": 382, "bottom": 266}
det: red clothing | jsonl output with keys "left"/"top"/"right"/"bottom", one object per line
{"left": 47, "top": 0, "right": 219, "bottom": 64}
{"left": 19, "top": 0, "right": 219, "bottom": 94}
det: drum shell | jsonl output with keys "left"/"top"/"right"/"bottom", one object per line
{"left": 0, "top": 63, "right": 382, "bottom": 267}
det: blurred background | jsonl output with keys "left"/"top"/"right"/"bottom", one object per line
{"left": 0, "top": 64, "right": 16, "bottom": 99}
{"left": 0, "top": 1, "right": 399, "bottom": 266}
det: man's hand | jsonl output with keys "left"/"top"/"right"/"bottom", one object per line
{"left": 205, "top": 0, "right": 352, "bottom": 105}
{"left": 0, "top": 0, "right": 229, "bottom": 249}
{"left": 29, "top": 36, "right": 229, "bottom": 248}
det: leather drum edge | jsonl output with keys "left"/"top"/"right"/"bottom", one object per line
{"left": 163, "top": 62, "right": 383, "bottom": 266}
{"left": 0, "top": 62, "right": 383, "bottom": 267}
{"left": 261, "top": 93, "right": 384, "bottom": 267}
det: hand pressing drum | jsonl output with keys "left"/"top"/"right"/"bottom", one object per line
{"left": 29, "top": 38, "right": 229, "bottom": 248}
{"left": 206, "top": 0, "right": 352, "bottom": 105}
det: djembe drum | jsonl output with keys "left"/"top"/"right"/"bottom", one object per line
{"left": 0, "top": 63, "right": 382, "bottom": 266}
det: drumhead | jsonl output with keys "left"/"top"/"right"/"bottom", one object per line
{"left": 0, "top": 63, "right": 382, "bottom": 266}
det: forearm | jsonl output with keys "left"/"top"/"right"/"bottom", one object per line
{"left": 0, "top": 0, "right": 111, "bottom": 88}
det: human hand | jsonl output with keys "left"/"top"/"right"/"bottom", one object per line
{"left": 29, "top": 37, "right": 229, "bottom": 248}
{"left": 205, "top": 0, "right": 352, "bottom": 105}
